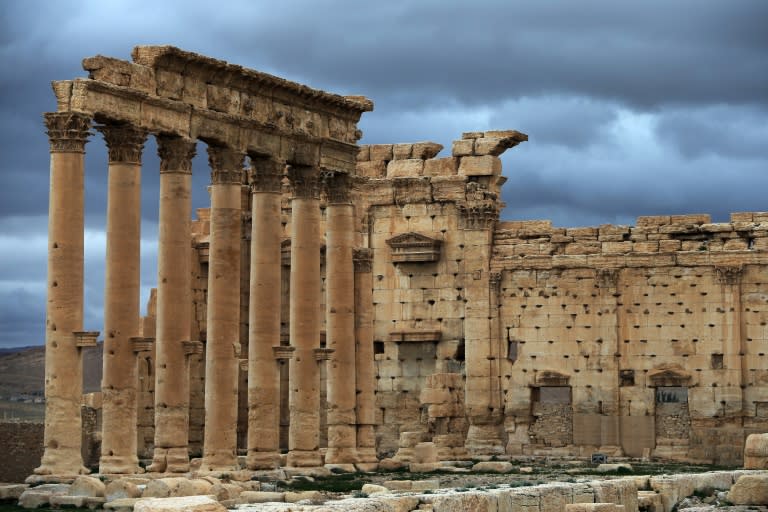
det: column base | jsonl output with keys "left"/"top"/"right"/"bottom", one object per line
{"left": 200, "top": 449, "right": 238, "bottom": 472}
{"left": 99, "top": 455, "right": 140, "bottom": 475}
{"left": 464, "top": 423, "right": 505, "bottom": 457}
{"left": 245, "top": 451, "right": 281, "bottom": 470}
{"left": 355, "top": 447, "right": 378, "bottom": 464}
{"left": 286, "top": 450, "right": 323, "bottom": 468}
{"left": 324, "top": 447, "right": 358, "bottom": 465}
{"left": 147, "top": 447, "right": 190, "bottom": 473}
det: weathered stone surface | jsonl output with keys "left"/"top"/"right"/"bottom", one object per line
{"left": 239, "top": 491, "right": 285, "bottom": 503}
{"left": 134, "top": 496, "right": 226, "bottom": 512}
{"left": 106, "top": 479, "right": 142, "bottom": 501}
{"left": 729, "top": 474, "right": 768, "bottom": 505}
{"left": 70, "top": 476, "right": 106, "bottom": 497}
{"left": 471, "top": 461, "right": 515, "bottom": 473}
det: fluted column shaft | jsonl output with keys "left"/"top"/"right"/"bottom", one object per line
{"left": 201, "top": 146, "right": 243, "bottom": 471}
{"left": 287, "top": 166, "right": 323, "bottom": 467}
{"left": 35, "top": 112, "right": 91, "bottom": 477}
{"left": 246, "top": 157, "right": 284, "bottom": 469}
{"left": 150, "top": 136, "right": 196, "bottom": 473}
{"left": 324, "top": 173, "right": 357, "bottom": 464}
{"left": 353, "top": 248, "right": 377, "bottom": 463}
{"left": 98, "top": 124, "right": 146, "bottom": 474}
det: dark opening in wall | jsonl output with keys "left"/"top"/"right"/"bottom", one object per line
{"left": 374, "top": 341, "right": 385, "bottom": 355}
{"left": 656, "top": 386, "right": 688, "bottom": 403}
{"left": 620, "top": 369, "right": 635, "bottom": 387}
{"left": 507, "top": 340, "right": 518, "bottom": 362}
{"left": 456, "top": 339, "right": 465, "bottom": 361}
{"left": 711, "top": 353, "right": 724, "bottom": 369}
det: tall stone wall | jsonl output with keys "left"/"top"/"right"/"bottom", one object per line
{"left": 0, "top": 422, "right": 44, "bottom": 482}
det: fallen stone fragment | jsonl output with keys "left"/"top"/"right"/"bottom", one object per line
{"left": 133, "top": 496, "right": 226, "bottom": 512}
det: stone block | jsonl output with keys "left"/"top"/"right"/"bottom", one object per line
{"left": 106, "top": 479, "right": 142, "bottom": 501}
{"left": 412, "top": 142, "right": 443, "bottom": 159}
{"left": 361, "top": 484, "right": 390, "bottom": 495}
{"left": 729, "top": 474, "right": 768, "bottom": 505}
{"left": 239, "top": 491, "right": 285, "bottom": 503}
{"left": 637, "top": 215, "right": 671, "bottom": 227}
{"left": 284, "top": 490, "right": 323, "bottom": 503}
{"left": 134, "top": 496, "right": 227, "bottom": 512}
{"left": 471, "top": 461, "right": 514, "bottom": 473}
{"left": 452, "top": 139, "right": 474, "bottom": 157}
{"left": 0, "top": 484, "right": 28, "bottom": 501}
{"left": 383, "top": 480, "right": 413, "bottom": 491}
{"left": 414, "top": 442, "right": 438, "bottom": 463}
{"left": 744, "top": 434, "right": 768, "bottom": 469}
{"left": 671, "top": 214, "right": 711, "bottom": 224}
{"left": 370, "top": 144, "right": 393, "bottom": 161}
{"left": 70, "top": 476, "right": 106, "bottom": 497}
{"left": 458, "top": 155, "right": 501, "bottom": 176}
{"left": 393, "top": 143, "right": 413, "bottom": 160}
{"left": 356, "top": 160, "right": 387, "bottom": 178}
{"left": 424, "top": 157, "right": 458, "bottom": 177}
{"left": 602, "top": 242, "right": 633, "bottom": 254}
{"left": 387, "top": 159, "right": 424, "bottom": 178}
{"left": 357, "top": 145, "right": 371, "bottom": 162}
{"left": 431, "top": 176, "right": 466, "bottom": 202}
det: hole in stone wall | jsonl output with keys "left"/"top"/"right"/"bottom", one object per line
{"left": 711, "top": 354, "right": 724, "bottom": 369}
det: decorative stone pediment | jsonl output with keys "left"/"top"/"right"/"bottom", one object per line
{"left": 386, "top": 232, "right": 442, "bottom": 263}
{"left": 648, "top": 365, "right": 692, "bottom": 387}
{"left": 535, "top": 370, "right": 570, "bottom": 386}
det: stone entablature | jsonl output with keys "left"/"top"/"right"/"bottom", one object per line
{"left": 386, "top": 233, "right": 442, "bottom": 263}
{"left": 55, "top": 45, "right": 371, "bottom": 173}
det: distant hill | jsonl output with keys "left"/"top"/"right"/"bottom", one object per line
{"left": 0, "top": 343, "right": 103, "bottom": 398}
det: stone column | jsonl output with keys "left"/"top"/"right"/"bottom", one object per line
{"left": 246, "top": 157, "right": 284, "bottom": 469}
{"left": 149, "top": 136, "right": 197, "bottom": 473}
{"left": 201, "top": 146, "right": 243, "bottom": 471}
{"left": 34, "top": 112, "right": 91, "bottom": 477}
{"left": 287, "top": 165, "right": 323, "bottom": 467}
{"left": 324, "top": 172, "right": 358, "bottom": 465}
{"left": 353, "top": 248, "right": 378, "bottom": 465}
{"left": 98, "top": 123, "right": 147, "bottom": 474}
{"left": 460, "top": 205, "right": 505, "bottom": 456}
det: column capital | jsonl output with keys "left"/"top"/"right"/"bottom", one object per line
{"left": 353, "top": 248, "right": 373, "bottom": 273}
{"left": 97, "top": 124, "right": 147, "bottom": 165}
{"left": 207, "top": 146, "right": 244, "bottom": 185}
{"left": 287, "top": 165, "right": 321, "bottom": 199}
{"left": 44, "top": 112, "right": 91, "bottom": 153}
{"left": 157, "top": 136, "right": 196, "bottom": 174}
{"left": 323, "top": 171, "right": 352, "bottom": 204}
{"left": 715, "top": 265, "right": 743, "bottom": 285}
{"left": 250, "top": 157, "right": 284, "bottom": 194}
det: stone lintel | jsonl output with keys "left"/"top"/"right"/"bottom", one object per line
{"left": 389, "top": 330, "right": 442, "bottom": 343}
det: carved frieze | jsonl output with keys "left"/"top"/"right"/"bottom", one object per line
{"left": 157, "top": 135, "right": 196, "bottom": 174}
{"left": 353, "top": 248, "right": 373, "bottom": 273}
{"left": 287, "top": 165, "right": 321, "bottom": 199}
{"left": 386, "top": 232, "right": 442, "bottom": 263}
{"left": 98, "top": 124, "right": 147, "bottom": 164}
{"left": 489, "top": 271, "right": 502, "bottom": 293}
{"left": 535, "top": 370, "right": 570, "bottom": 387}
{"left": 44, "top": 112, "right": 91, "bottom": 153}
{"left": 207, "top": 146, "right": 244, "bottom": 185}
{"left": 389, "top": 330, "right": 442, "bottom": 343}
{"left": 250, "top": 157, "right": 284, "bottom": 194}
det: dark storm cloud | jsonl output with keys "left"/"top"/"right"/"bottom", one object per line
{"left": 1, "top": 0, "right": 767, "bottom": 347}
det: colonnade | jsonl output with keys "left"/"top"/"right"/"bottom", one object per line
{"left": 36, "top": 111, "right": 376, "bottom": 477}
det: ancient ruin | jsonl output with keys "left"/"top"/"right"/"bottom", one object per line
{"left": 34, "top": 45, "right": 768, "bottom": 488}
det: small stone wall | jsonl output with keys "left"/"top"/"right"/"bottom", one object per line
{"left": 530, "top": 402, "right": 574, "bottom": 447}
{"left": 655, "top": 403, "right": 691, "bottom": 440}
{"left": 0, "top": 421, "right": 43, "bottom": 483}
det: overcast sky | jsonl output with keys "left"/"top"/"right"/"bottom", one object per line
{"left": 1, "top": 0, "right": 767, "bottom": 348}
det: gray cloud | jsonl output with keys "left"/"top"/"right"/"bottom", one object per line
{"left": 1, "top": 0, "right": 767, "bottom": 347}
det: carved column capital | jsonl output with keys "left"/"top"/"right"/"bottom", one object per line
{"left": 157, "top": 136, "right": 196, "bottom": 174}
{"left": 287, "top": 165, "right": 321, "bottom": 199}
{"left": 353, "top": 248, "right": 373, "bottom": 273}
{"left": 323, "top": 171, "right": 352, "bottom": 204}
{"left": 715, "top": 265, "right": 743, "bottom": 285}
{"left": 207, "top": 146, "right": 244, "bottom": 185}
{"left": 250, "top": 157, "right": 284, "bottom": 194}
{"left": 596, "top": 268, "right": 620, "bottom": 289}
{"left": 97, "top": 124, "right": 147, "bottom": 164}
{"left": 458, "top": 202, "right": 499, "bottom": 230}
{"left": 489, "top": 271, "right": 502, "bottom": 292}
{"left": 44, "top": 112, "right": 91, "bottom": 153}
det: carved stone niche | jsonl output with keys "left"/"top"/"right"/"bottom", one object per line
{"left": 386, "top": 232, "right": 442, "bottom": 263}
